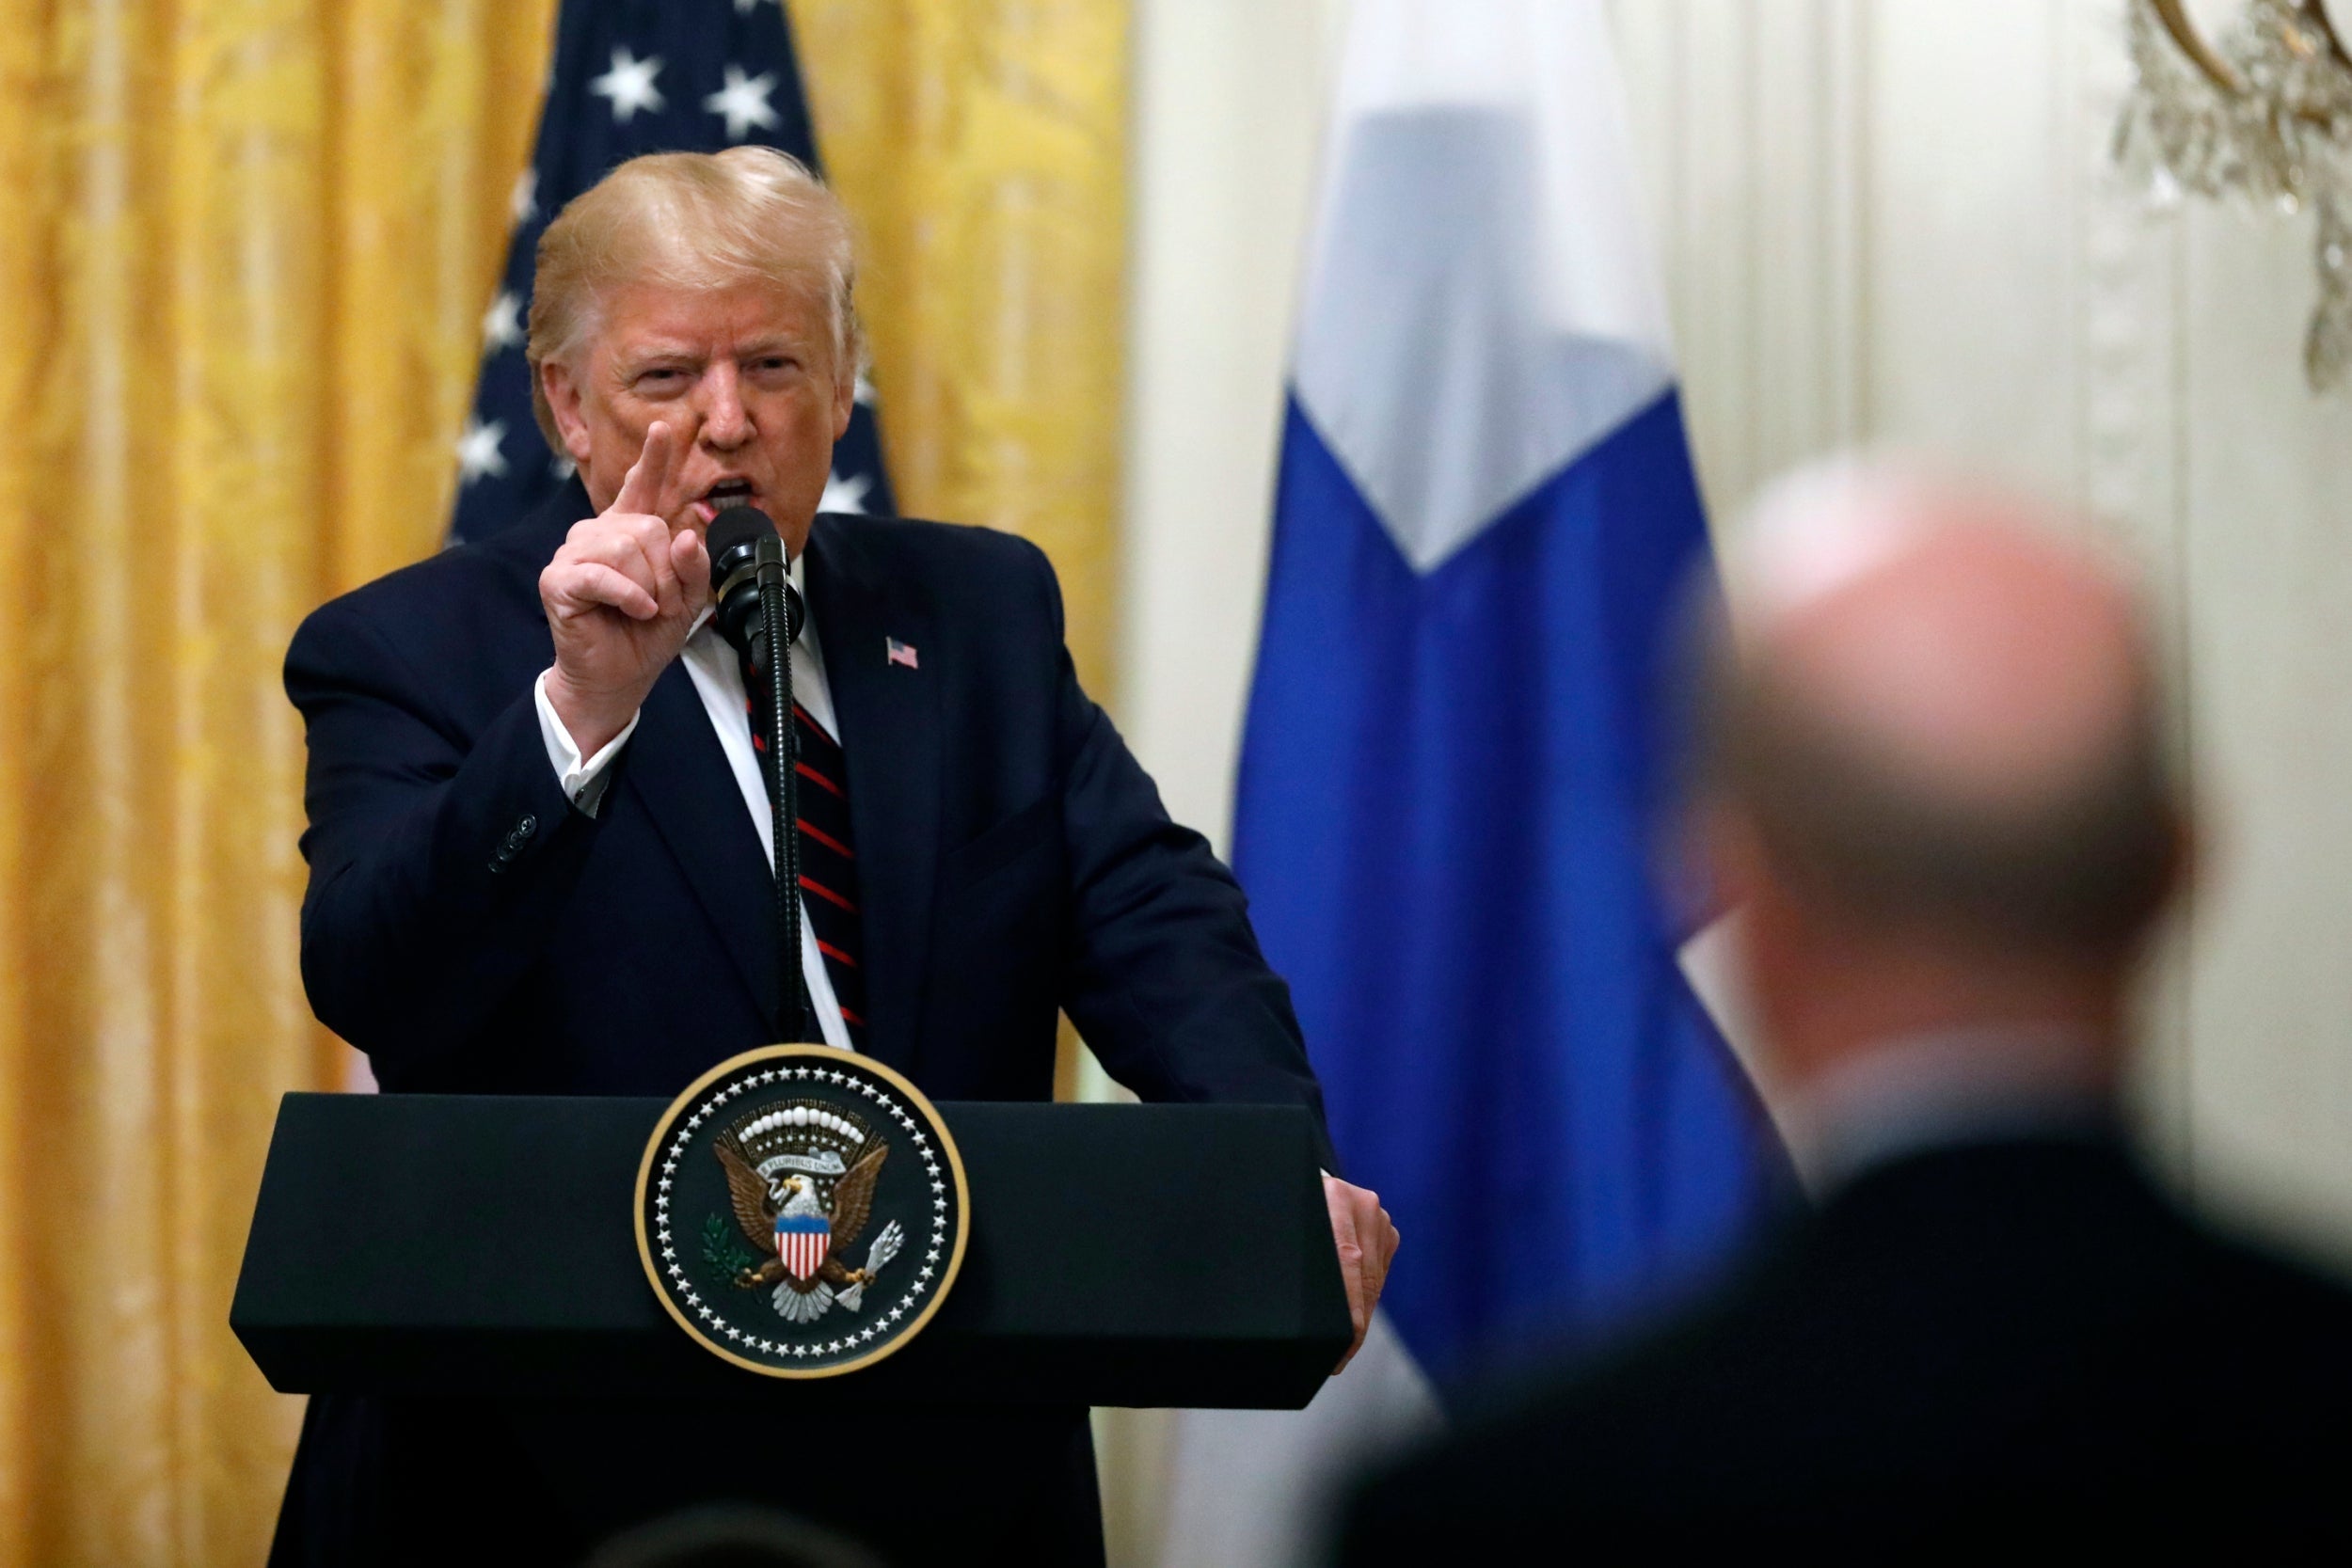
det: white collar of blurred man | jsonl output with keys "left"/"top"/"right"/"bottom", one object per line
{"left": 1789, "top": 1024, "right": 2117, "bottom": 1194}
{"left": 1687, "top": 457, "right": 2191, "bottom": 1192}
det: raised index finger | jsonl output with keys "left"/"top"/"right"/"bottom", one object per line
{"left": 611, "top": 420, "right": 678, "bottom": 519}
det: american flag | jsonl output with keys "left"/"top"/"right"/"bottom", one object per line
{"left": 449, "top": 0, "right": 895, "bottom": 544}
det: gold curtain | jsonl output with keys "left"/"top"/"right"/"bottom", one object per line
{"left": 0, "top": 1, "right": 1124, "bottom": 1563}
{"left": 795, "top": 0, "right": 1129, "bottom": 700}
{"left": 0, "top": 2, "right": 553, "bottom": 1561}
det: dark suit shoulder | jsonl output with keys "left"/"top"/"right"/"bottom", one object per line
{"left": 1340, "top": 1272, "right": 1770, "bottom": 1560}
{"left": 813, "top": 513, "right": 1063, "bottom": 651}
{"left": 297, "top": 517, "right": 555, "bottom": 647}
{"left": 286, "top": 514, "right": 567, "bottom": 705}
{"left": 1340, "top": 1140, "right": 2352, "bottom": 1561}
{"left": 2172, "top": 1210, "right": 2352, "bottom": 1363}
{"left": 818, "top": 513, "right": 1055, "bottom": 596}
{"left": 822, "top": 511, "right": 1047, "bottom": 567}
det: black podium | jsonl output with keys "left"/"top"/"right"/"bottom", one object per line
{"left": 233, "top": 1092, "right": 1350, "bottom": 1409}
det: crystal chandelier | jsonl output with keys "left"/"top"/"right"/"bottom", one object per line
{"left": 2116, "top": 0, "right": 2352, "bottom": 390}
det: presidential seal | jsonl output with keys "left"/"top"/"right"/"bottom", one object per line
{"left": 635, "top": 1046, "right": 969, "bottom": 1377}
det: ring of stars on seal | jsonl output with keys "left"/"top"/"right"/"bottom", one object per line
{"left": 635, "top": 1045, "right": 970, "bottom": 1378}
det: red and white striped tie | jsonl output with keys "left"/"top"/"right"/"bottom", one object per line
{"left": 739, "top": 645, "right": 867, "bottom": 1046}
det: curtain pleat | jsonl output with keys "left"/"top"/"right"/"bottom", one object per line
{"left": 0, "top": 3, "right": 553, "bottom": 1561}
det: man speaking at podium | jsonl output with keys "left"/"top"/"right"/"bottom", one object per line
{"left": 274, "top": 148, "right": 1395, "bottom": 1565}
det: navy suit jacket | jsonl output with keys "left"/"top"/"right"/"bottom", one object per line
{"left": 287, "top": 478, "right": 1329, "bottom": 1149}
{"left": 275, "top": 481, "right": 1331, "bottom": 1565}
{"left": 1337, "top": 1139, "right": 2352, "bottom": 1560}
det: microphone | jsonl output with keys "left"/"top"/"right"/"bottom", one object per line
{"left": 707, "top": 506, "right": 803, "bottom": 668}
{"left": 704, "top": 504, "right": 811, "bottom": 1041}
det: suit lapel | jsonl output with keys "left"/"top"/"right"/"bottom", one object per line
{"left": 808, "top": 517, "right": 941, "bottom": 1073}
{"left": 625, "top": 659, "right": 784, "bottom": 1030}
{"left": 518, "top": 477, "right": 786, "bottom": 1030}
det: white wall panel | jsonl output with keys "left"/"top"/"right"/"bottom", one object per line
{"left": 2177, "top": 196, "right": 2352, "bottom": 1251}
{"left": 1120, "top": 0, "right": 1344, "bottom": 858}
{"left": 1862, "top": 3, "right": 2082, "bottom": 487}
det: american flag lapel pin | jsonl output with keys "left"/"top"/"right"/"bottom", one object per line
{"left": 885, "top": 637, "right": 920, "bottom": 670}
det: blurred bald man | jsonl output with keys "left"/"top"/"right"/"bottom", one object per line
{"left": 1335, "top": 462, "right": 2352, "bottom": 1560}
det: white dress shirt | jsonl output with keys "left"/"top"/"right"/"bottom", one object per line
{"left": 1789, "top": 1025, "right": 2116, "bottom": 1196}
{"left": 532, "top": 555, "right": 853, "bottom": 1049}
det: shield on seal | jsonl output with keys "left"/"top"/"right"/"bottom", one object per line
{"left": 775, "top": 1212, "right": 831, "bottom": 1283}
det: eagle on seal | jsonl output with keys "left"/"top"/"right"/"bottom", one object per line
{"left": 715, "top": 1133, "right": 890, "bottom": 1308}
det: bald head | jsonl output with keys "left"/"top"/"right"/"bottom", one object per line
{"left": 1705, "top": 463, "right": 2183, "bottom": 960}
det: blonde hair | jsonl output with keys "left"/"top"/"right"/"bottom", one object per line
{"left": 525, "top": 147, "right": 862, "bottom": 448}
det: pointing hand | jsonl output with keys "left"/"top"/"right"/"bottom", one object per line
{"left": 539, "top": 422, "right": 713, "bottom": 754}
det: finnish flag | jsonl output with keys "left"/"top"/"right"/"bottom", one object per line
{"left": 1162, "top": 4, "right": 1785, "bottom": 1562}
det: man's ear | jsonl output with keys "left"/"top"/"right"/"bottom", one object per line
{"left": 830, "top": 358, "right": 856, "bottom": 441}
{"left": 540, "top": 358, "right": 596, "bottom": 463}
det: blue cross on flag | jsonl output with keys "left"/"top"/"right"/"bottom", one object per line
{"left": 449, "top": 0, "right": 894, "bottom": 544}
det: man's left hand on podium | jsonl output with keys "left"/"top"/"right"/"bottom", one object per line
{"left": 1324, "top": 1174, "right": 1398, "bottom": 1373}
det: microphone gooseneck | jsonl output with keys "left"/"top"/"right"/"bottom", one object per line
{"left": 707, "top": 505, "right": 809, "bottom": 1040}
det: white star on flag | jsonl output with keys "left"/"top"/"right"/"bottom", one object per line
{"left": 853, "top": 370, "right": 877, "bottom": 406}
{"left": 480, "top": 290, "right": 522, "bottom": 354}
{"left": 703, "top": 66, "right": 781, "bottom": 141}
{"left": 733, "top": 0, "right": 780, "bottom": 12}
{"left": 456, "top": 417, "right": 508, "bottom": 484}
{"left": 820, "top": 470, "right": 870, "bottom": 515}
{"left": 589, "top": 47, "right": 665, "bottom": 122}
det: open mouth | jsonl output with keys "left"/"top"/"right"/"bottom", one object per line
{"left": 694, "top": 479, "right": 757, "bottom": 524}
